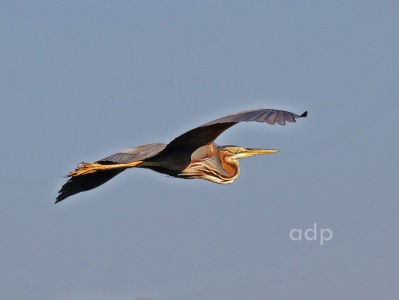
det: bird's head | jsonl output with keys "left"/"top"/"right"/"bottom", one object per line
{"left": 217, "top": 145, "right": 279, "bottom": 160}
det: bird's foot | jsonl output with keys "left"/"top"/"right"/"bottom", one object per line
{"left": 69, "top": 162, "right": 105, "bottom": 176}
{"left": 68, "top": 161, "right": 144, "bottom": 177}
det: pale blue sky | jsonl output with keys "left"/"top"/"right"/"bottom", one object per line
{"left": 1, "top": 1, "right": 398, "bottom": 299}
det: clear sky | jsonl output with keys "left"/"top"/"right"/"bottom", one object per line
{"left": 1, "top": 1, "right": 398, "bottom": 299}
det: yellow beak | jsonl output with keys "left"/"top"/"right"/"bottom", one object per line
{"left": 232, "top": 147, "right": 279, "bottom": 159}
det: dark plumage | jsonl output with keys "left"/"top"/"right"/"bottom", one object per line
{"left": 56, "top": 108, "right": 307, "bottom": 203}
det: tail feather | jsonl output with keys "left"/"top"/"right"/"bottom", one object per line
{"left": 55, "top": 169, "right": 125, "bottom": 203}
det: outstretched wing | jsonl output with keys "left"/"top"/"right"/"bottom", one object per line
{"left": 56, "top": 169, "right": 125, "bottom": 203}
{"left": 163, "top": 109, "right": 307, "bottom": 152}
{"left": 98, "top": 143, "right": 167, "bottom": 164}
{"left": 56, "top": 143, "right": 167, "bottom": 203}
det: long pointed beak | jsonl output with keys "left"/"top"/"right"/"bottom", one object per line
{"left": 232, "top": 147, "right": 279, "bottom": 159}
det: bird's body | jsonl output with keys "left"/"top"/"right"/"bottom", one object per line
{"left": 56, "top": 108, "right": 307, "bottom": 203}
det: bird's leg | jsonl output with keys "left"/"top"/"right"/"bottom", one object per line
{"left": 69, "top": 161, "right": 143, "bottom": 177}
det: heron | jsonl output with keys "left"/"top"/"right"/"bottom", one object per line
{"left": 56, "top": 108, "right": 307, "bottom": 203}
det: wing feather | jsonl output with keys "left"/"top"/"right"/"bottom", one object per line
{"left": 98, "top": 143, "right": 167, "bottom": 164}
{"left": 162, "top": 109, "right": 307, "bottom": 152}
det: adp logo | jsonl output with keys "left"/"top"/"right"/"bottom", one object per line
{"left": 289, "top": 222, "right": 333, "bottom": 246}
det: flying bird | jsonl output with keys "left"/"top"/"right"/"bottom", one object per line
{"left": 56, "top": 108, "right": 307, "bottom": 203}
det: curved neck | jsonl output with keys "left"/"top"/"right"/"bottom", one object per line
{"left": 212, "top": 152, "right": 240, "bottom": 184}
{"left": 216, "top": 153, "right": 240, "bottom": 183}
{"left": 178, "top": 146, "right": 240, "bottom": 184}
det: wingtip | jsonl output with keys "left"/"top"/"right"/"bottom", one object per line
{"left": 300, "top": 111, "right": 308, "bottom": 118}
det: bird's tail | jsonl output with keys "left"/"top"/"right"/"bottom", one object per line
{"left": 55, "top": 161, "right": 143, "bottom": 203}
